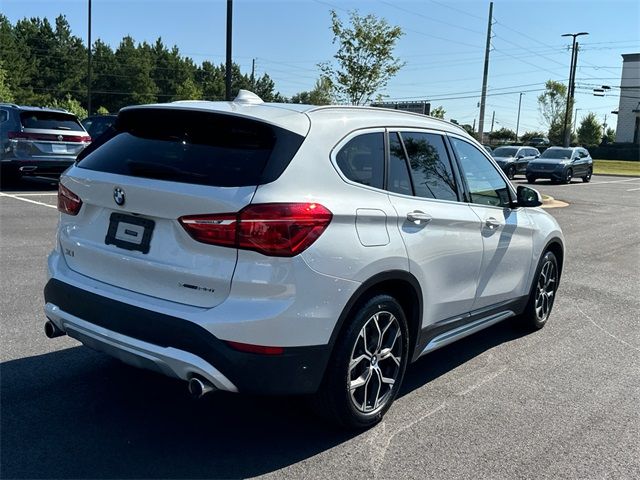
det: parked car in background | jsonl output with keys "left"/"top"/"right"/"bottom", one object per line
{"left": 526, "top": 146, "right": 593, "bottom": 184}
{"left": 0, "top": 104, "right": 91, "bottom": 181}
{"left": 492, "top": 145, "right": 540, "bottom": 180}
{"left": 529, "top": 137, "right": 550, "bottom": 147}
{"left": 483, "top": 144, "right": 493, "bottom": 154}
{"left": 81, "top": 114, "right": 117, "bottom": 140}
{"left": 44, "top": 91, "right": 564, "bottom": 429}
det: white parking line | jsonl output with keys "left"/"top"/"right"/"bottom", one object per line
{"left": 11, "top": 192, "right": 58, "bottom": 196}
{"left": 627, "top": 187, "right": 640, "bottom": 192}
{"left": 0, "top": 192, "right": 57, "bottom": 209}
{"left": 589, "top": 178, "right": 640, "bottom": 185}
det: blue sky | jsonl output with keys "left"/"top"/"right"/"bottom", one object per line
{"left": 4, "top": 0, "right": 639, "bottom": 134}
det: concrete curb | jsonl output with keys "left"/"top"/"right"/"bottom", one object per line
{"left": 541, "top": 194, "right": 569, "bottom": 209}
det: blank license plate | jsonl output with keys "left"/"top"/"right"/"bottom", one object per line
{"left": 105, "top": 213, "right": 155, "bottom": 254}
{"left": 51, "top": 144, "right": 67, "bottom": 153}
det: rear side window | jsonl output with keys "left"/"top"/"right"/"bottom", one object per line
{"left": 77, "top": 108, "right": 305, "bottom": 187}
{"left": 0, "top": 110, "right": 8, "bottom": 122}
{"left": 400, "top": 132, "right": 458, "bottom": 202}
{"left": 388, "top": 133, "right": 412, "bottom": 195}
{"left": 336, "top": 132, "right": 384, "bottom": 189}
{"left": 20, "top": 111, "right": 83, "bottom": 131}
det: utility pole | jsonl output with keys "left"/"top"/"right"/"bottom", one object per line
{"left": 573, "top": 107, "right": 581, "bottom": 135}
{"left": 87, "top": 0, "right": 92, "bottom": 115}
{"left": 490, "top": 110, "right": 495, "bottom": 133}
{"left": 225, "top": 0, "right": 233, "bottom": 101}
{"left": 472, "top": 118, "right": 476, "bottom": 133}
{"left": 561, "top": 32, "right": 588, "bottom": 147}
{"left": 477, "top": 1, "right": 493, "bottom": 144}
{"left": 515, "top": 92, "right": 523, "bottom": 142}
{"left": 251, "top": 58, "right": 256, "bottom": 90}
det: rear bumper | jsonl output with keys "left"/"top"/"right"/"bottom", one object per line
{"left": 44, "top": 278, "right": 331, "bottom": 395}
{"left": 1, "top": 158, "right": 73, "bottom": 178}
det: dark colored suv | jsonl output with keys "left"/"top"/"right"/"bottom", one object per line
{"left": 492, "top": 146, "right": 540, "bottom": 180}
{"left": 0, "top": 104, "right": 91, "bottom": 181}
{"left": 526, "top": 146, "right": 593, "bottom": 184}
{"left": 81, "top": 115, "right": 117, "bottom": 140}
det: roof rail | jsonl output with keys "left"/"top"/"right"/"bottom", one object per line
{"left": 0, "top": 102, "right": 19, "bottom": 108}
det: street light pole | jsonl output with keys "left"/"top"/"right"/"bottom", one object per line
{"left": 573, "top": 108, "right": 581, "bottom": 135}
{"left": 87, "top": 0, "right": 92, "bottom": 115}
{"left": 225, "top": 0, "right": 233, "bottom": 101}
{"left": 561, "top": 32, "right": 588, "bottom": 147}
{"left": 515, "top": 92, "right": 523, "bottom": 142}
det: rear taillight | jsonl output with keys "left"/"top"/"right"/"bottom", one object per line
{"left": 57, "top": 183, "right": 82, "bottom": 215}
{"left": 8, "top": 131, "right": 91, "bottom": 142}
{"left": 179, "top": 203, "right": 332, "bottom": 257}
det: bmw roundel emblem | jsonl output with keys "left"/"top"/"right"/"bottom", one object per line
{"left": 113, "top": 187, "right": 125, "bottom": 206}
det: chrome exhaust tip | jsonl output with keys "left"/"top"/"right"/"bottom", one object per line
{"left": 188, "top": 376, "right": 215, "bottom": 399}
{"left": 44, "top": 320, "right": 65, "bottom": 338}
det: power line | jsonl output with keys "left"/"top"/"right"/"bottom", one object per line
{"left": 378, "top": 0, "right": 484, "bottom": 35}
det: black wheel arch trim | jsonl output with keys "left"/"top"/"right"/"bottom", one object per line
{"left": 326, "top": 270, "right": 424, "bottom": 363}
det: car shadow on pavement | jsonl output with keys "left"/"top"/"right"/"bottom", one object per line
{"left": 1, "top": 320, "right": 529, "bottom": 479}
{"left": 0, "top": 176, "right": 58, "bottom": 192}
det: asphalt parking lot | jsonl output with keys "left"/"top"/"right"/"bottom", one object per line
{"left": 1, "top": 175, "right": 639, "bottom": 479}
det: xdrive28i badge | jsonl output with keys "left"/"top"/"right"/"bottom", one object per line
{"left": 113, "top": 187, "right": 125, "bottom": 206}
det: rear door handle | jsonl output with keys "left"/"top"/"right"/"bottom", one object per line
{"left": 407, "top": 211, "right": 432, "bottom": 224}
{"left": 485, "top": 217, "right": 503, "bottom": 229}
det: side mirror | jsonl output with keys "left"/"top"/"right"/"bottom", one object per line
{"left": 516, "top": 185, "right": 542, "bottom": 207}
{"left": 516, "top": 154, "right": 524, "bottom": 159}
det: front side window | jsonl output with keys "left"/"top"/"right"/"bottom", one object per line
{"left": 450, "top": 137, "right": 512, "bottom": 208}
{"left": 336, "top": 132, "right": 384, "bottom": 189}
{"left": 400, "top": 132, "right": 458, "bottom": 202}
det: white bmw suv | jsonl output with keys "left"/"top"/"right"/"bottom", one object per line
{"left": 44, "top": 91, "right": 564, "bottom": 428}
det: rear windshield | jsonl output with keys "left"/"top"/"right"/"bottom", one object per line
{"left": 492, "top": 147, "right": 519, "bottom": 157}
{"left": 76, "top": 108, "right": 305, "bottom": 187}
{"left": 541, "top": 148, "right": 573, "bottom": 159}
{"left": 20, "top": 111, "right": 84, "bottom": 131}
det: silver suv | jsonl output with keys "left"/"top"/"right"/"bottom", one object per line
{"left": 44, "top": 91, "right": 564, "bottom": 428}
{"left": 0, "top": 104, "right": 91, "bottom": 181}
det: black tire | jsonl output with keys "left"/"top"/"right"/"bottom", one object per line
{"left": 582, "top": 168, "right": 592, "bottom": 183}
{"left": 506, "top": 165, "right": 516, "bottom": 180}
{"left": 526, "top": 175, "right": 536, "bottom": 184}
{"left": 312, "top": 295, "right": 409, "bottom": 429}
{"left": 563, "top": 168, "right": 573, "bottom": 184}
{"left": 521, "top": 250, "right": 559, "bottom": 330}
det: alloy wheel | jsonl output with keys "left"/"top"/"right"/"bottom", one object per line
{"left": 348, "top": 311, "right": 402, "bottom": 414}
{"left": 535, "top": 260, "right": 557, "bottom": 321}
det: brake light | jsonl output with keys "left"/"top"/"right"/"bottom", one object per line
{"left": 8, "top": 131, "right": 91, "bottom": 142}
{"left": 179, "top": 203, "right": 332, "bottom": 257}
{"left": 225, "top": 340, "right": 284, "bottom": 355}
{"left": 57, "top": 183, "right": 82, "bottom": 215}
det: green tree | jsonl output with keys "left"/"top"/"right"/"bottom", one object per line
{"left": 174, "top": 77, "right": 203, "bottom": 100}
{"left": 460, "top": 124, "right": 474, "bottom": 136}
{"left": 111, "top": 36, "right": 158, "bottom": 109}
{"left": 0, "top": 60, "right": 14, "bottom": 102}
{"left": 602, "top": 127, "right": 616, "bottom": 144}
{"left": 291, "top": 78, "right": 333, "bottom": 105}
{"left": 96, "top": 106, "right": 109, "bottom": 115}
{"left": 48, "top": 93, "right": 87, "bottom": 119}
{"left": 520, "top": 131, "right": 546, "bottom": 143}
{"left": 548, "top": 120, "right": 576, "bottom": 145}
{"left": 577, "top": 112, "right": 602, "bottom": 146}
{"left": 430, "top": 105, "right": 445, "bottom": 119}
{"left": 319, "top": 10, "right": 404, "bottom": 105}
{"left": 538, "top": 80, "right": 567, "bottom": 129}
{"left": 489, "top": 127, "right": 517, "bottom": 143}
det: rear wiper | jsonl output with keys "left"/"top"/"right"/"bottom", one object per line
{"left": 56, "top": 126, "right": 72, "bottom": 130}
